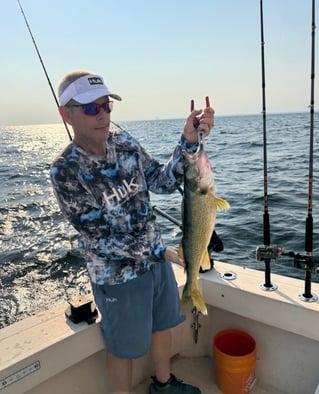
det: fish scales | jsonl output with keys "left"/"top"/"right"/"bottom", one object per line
{"left": 179, "top": 145, "right": 230, "bottom": 315}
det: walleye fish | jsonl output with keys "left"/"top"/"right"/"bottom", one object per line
{"left": 179, "top": 139, "right": 230, "bottom": 315}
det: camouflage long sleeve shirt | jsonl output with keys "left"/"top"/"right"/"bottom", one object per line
{"left": 50, "top": 129, "right": 197, "bottom": 285}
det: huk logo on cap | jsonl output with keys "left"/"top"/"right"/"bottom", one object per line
{"left": 59, "top": 73, "right": 121, "bottom": 105}
{"left": 88, "top": 77, "right": 103, "bottom": 86}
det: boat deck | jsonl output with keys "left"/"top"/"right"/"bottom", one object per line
{"left": 133, "top": 356, "right": 271, "bottom": 394}
{"left": 2, "top": 261, "right": 318, "bottom": 394}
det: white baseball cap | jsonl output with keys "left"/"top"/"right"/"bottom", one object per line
{"left": 59, "top": 74, "right": 122, "bottom": 105}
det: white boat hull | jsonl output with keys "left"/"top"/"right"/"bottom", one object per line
{"left": 1, "top": 261, "right": 319, "bottom": 393}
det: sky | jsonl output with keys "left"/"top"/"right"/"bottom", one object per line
{"left": 0, "top": 0, "right": 318, "bottom": 125}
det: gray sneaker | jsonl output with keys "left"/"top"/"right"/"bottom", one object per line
{"left": 149, "top": 374, "right": 201, "bottom": 394}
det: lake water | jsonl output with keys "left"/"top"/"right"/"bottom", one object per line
{"left": 1, "top": 112, "right": 318, "bottom": 328}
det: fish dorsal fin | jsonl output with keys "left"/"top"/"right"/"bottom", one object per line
{"left": 215, "top": 196, "right": 231, "bottom": 211}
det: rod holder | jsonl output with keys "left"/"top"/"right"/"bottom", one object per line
{"left": 284, "top": 252, "right": 319, "bottom": 302}
{"left": 256, "top": 246, "right": 282, "bottom": 291}
{"left": 298, "top": 268, "right": 318, "bottom": 302}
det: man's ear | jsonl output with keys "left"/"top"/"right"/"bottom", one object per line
{"left": 59, "top": 106, "right": 72, "bottom": 125}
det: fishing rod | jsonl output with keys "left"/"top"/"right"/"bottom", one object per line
{"left": 256, "top": 0, "right": 280, "bottom": 291}
{"left": 281, "top": 0, "right": 318, "bottom": 301}
{"left": 305, "top": 0, "right": 316, "bottom": 259}
{"left": 295, "top": 0, "right": 318, "bottom": 302}
{"left": 260, "top": 0, "right": 269, "bottom": 249}
{"left": 302, "top": 0, "right": 317, "bottom": 299}
{"left": 153, "top": 205, "right": 182, "bottom": 229}
{"left": 17, "top": 0, "right": 73, "bottom": 141}
{"left": 18, "top": 0, "right": 125, "bottom": 140}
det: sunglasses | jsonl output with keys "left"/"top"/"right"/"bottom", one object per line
{"left": 67, "top": 100, "right": 114, "bottom": 116}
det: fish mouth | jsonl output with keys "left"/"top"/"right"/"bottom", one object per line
{"left": 182, "top": 149, "right": 203, "bottom": 163}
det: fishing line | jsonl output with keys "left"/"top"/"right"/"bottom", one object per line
{"left": 17, "top": 0, "right": 72, "bottom": 141}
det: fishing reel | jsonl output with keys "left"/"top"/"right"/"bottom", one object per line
{"left": 256, "top": 245, "right": 283, "bottom": 262}
{"left": 256, "top": 245, "right": 283, "bottom": 292}
{"left": 283, "top": 251, "right": 319, "bottom": 273}
{"left": 281, "top": 251, "right": 319, "bottom": 302}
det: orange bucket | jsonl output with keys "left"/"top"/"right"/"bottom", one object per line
{"left": 213, "top": 329, "right": 256, "bottom": 393}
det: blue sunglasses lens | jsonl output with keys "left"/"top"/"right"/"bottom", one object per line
{"left": 83, "top": 103, "right": 100, "bottom": 115}
{"left": 82, "top": 101, "right": 113, "bottom": 116}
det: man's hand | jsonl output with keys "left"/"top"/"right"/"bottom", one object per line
{"left": 164, "top": 247, "right": 185, "bottom": 268}
{"left": 183, "top": 106, "right": 215, "bottom": 143}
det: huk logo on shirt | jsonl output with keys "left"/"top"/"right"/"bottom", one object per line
{"left": 102, "top": 178, "right": 140, "bottom": 206}
{"left": 88, "top": 77, "right": 103, "bottom": 85}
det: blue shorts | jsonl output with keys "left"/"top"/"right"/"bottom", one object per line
{"left": 91, "top": 262, "right": 185, "bottom": 358}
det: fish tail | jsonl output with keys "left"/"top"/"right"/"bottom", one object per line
{"left": 180, "top": 285, "right": 208, "bottom": 315}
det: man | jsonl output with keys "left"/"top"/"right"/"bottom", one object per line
{"left": 50, "top": 70, "right": 214, "bottom": 393}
